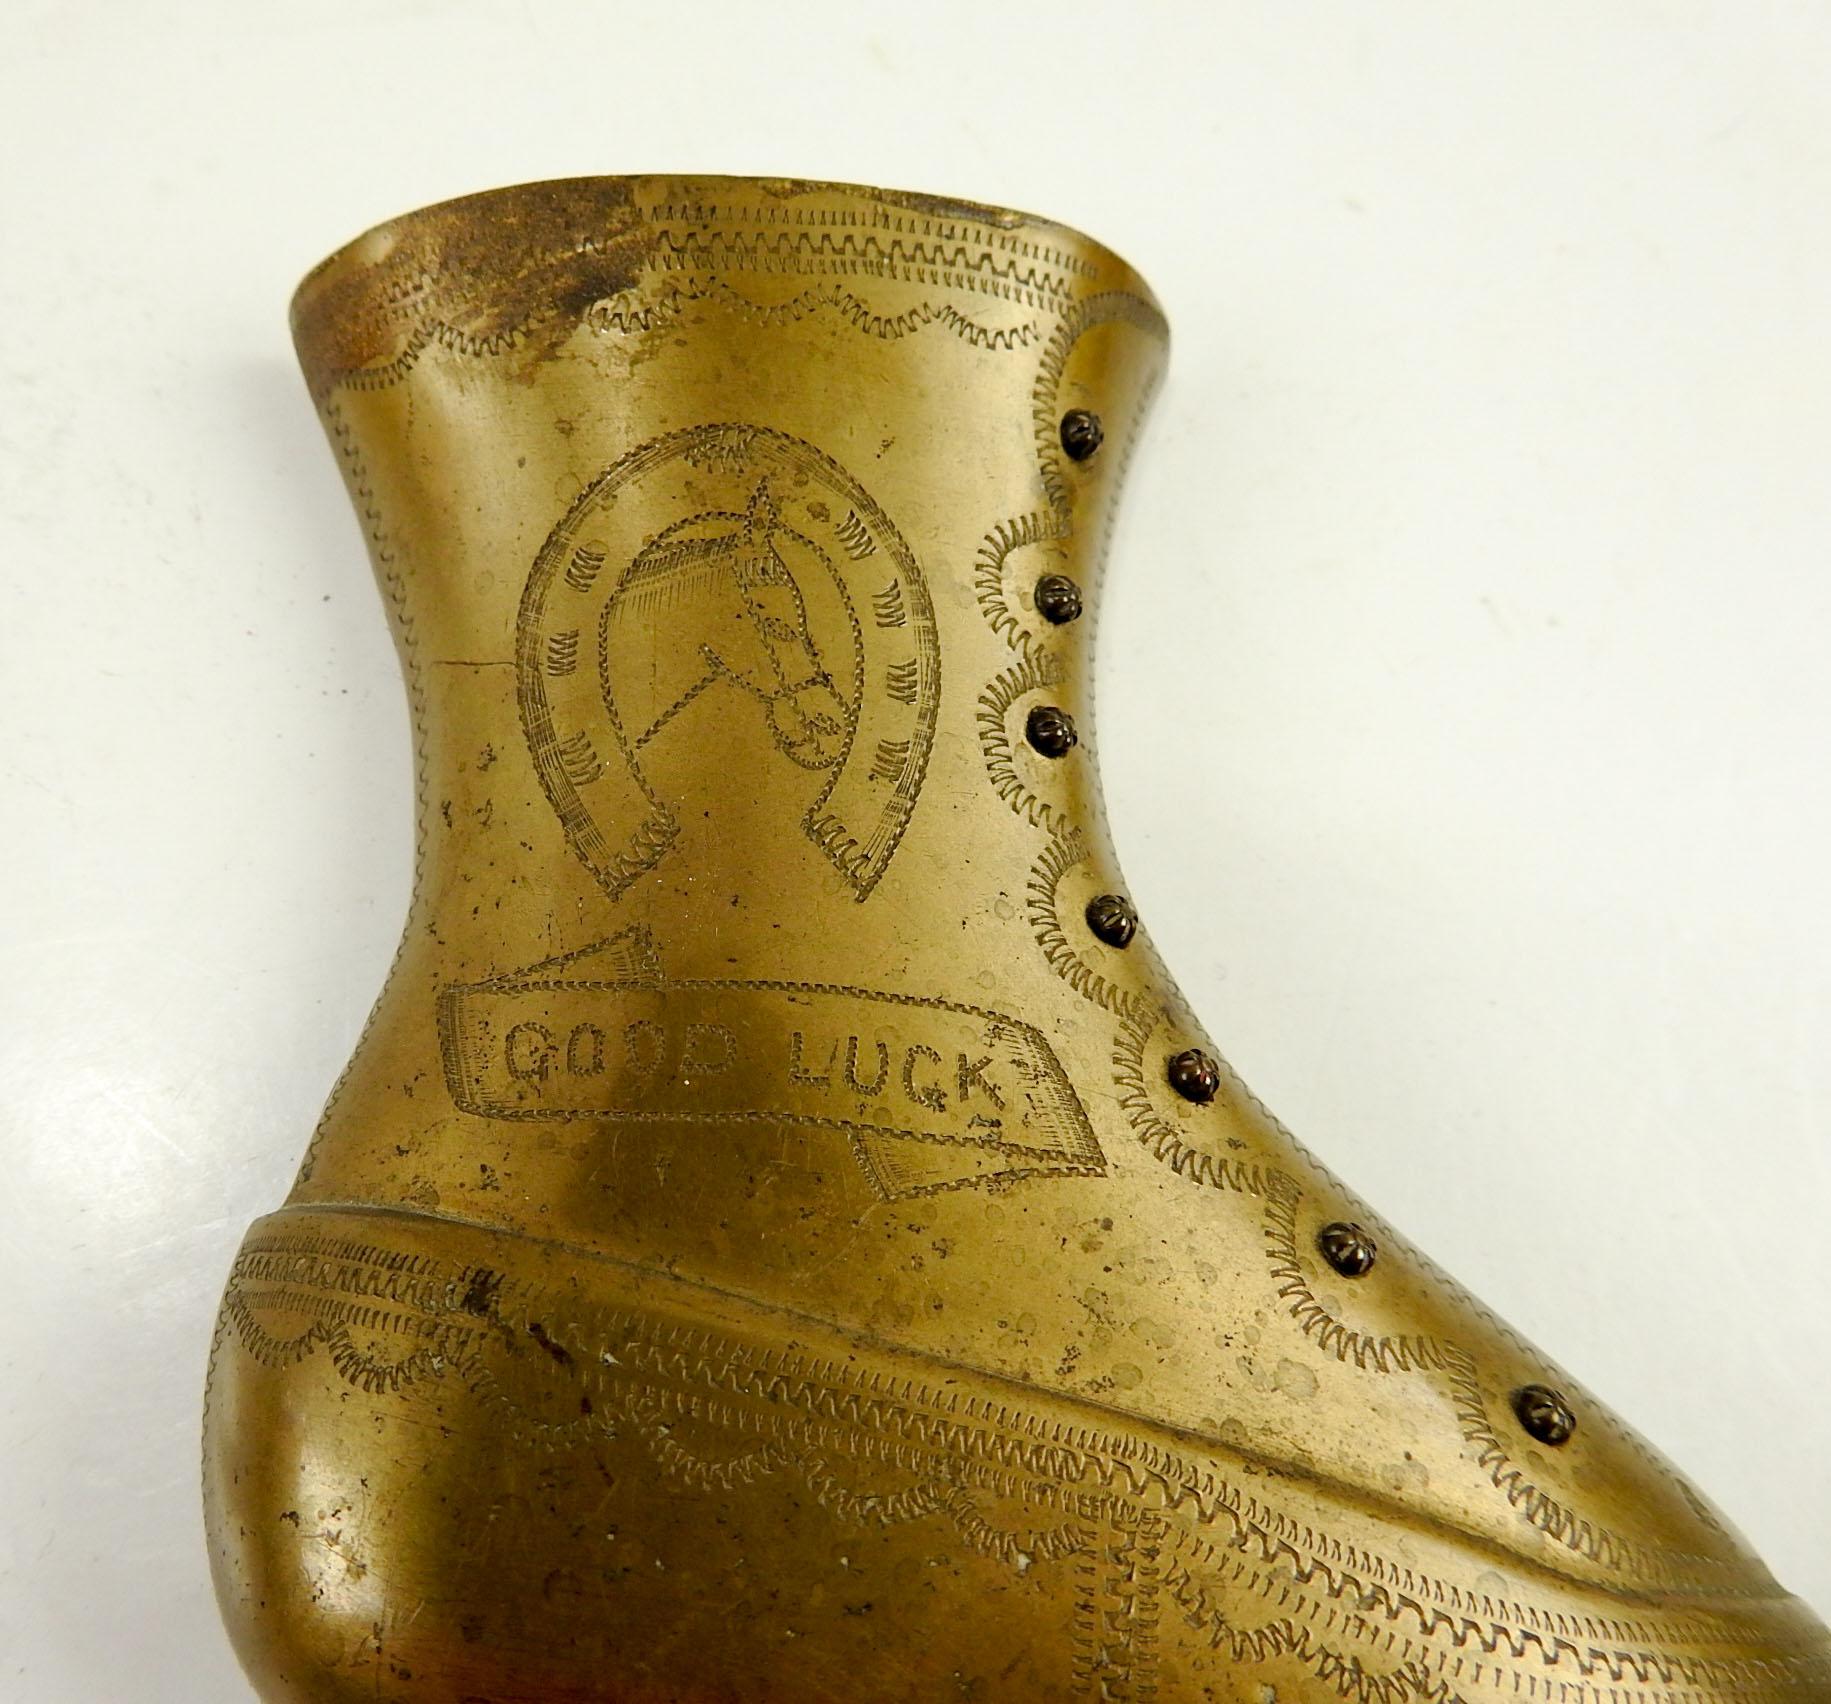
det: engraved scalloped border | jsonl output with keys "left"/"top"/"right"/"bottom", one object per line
{"left": 214, "top": 1223, "right": 1824, "bottom": 1701}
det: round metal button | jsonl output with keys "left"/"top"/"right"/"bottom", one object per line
{"left": 1060, "top": 408, "right": 1104, "bottom": 462}
{"left": 1085, "top": 893, "right": 1138, "bottom": 948}
{"left": 1034, "top": 573, "right": 1084, "bottom": 625}
{"left": 1317, "top": 1221, "right": 1377, "bottom": 1278}
{"left": 1166, "top": 1047, "right": 1221, "bottom": 1104}
{"left": 1513, "top": 1383, "right": 1577, "bottom": 1446}
{"left": 1025, "top": 704, "right": 1078, "bottom": 757}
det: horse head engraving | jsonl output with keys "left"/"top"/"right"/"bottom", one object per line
{"left": 613, "top": 481, "right": 854, "bottom": 774}
{"left": 519, "top": 425, "right": 940, "bottom": 905}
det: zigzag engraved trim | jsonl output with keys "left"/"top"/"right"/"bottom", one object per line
{"left": 647, "top": 228, "right": 1085, "bottom": 309}
{"left": 1110, "top": 1013, "right": 1279, "bottom": 1197}
{"left": 215, "top": 1223, "right": 1819, "bottom": 1700}
{"left": 1164, "top": 1507, "right": 1782, "bottom": 1676}
{"left": 589, "top": 278, "right": 1045, "bottom": 350}
{"left": 310, "top": 313, "right": 570, "bottom": 394}
{"left": 1162, "top": 1487, "right": 1809, "bottom": 1696}
{"left": 1031, "top": 292, "right": 1171, "bottom": 518}
{"left": 1165, "top": 1556, "right": 1822, "bottom": 1703}
{"left": 644, "top": 196, "right": 1101, "bottom": 283}
{"left": 634, "top": 1401, "right": 1093, "bottom": 1567}
{"left": 977, "top": 653, "right": 1069, "bottom": 834}
{"left": 627, "top": 1388, "right": 798, "bottom": 1493}
{"left": 938, "top": 258, "right": 1807, "bottom": 1668}
{"left": 1257, "top": 1184, "right": 1738, "bottom": 1591}
{"left": 298, "top": 189, "right": 1136, "bottom": 392}
{"left": 1202, "top": 1613, "right": 1462, "bottom": 1704}
{"left": 1071, "top": 1506, "right": 1166, "bottom": 1701}
{"left": 224, "top": 1289, "right": 466, "bottom": 1396}
{"left": 973, "top": 511, "right": 1070, "bottom": 659}
{"left": 1261, "top": 1187, "right": 1454, "bottom": 1377}
{"left": 1113, "top": 1007, "right": 1654, "bottom": 1602}
{"left": 1441, "top": 1345, "right": 1692, "bottom": 1586}
{"left": 1027, "top": 829, "right": 1144, "bottom": 1019}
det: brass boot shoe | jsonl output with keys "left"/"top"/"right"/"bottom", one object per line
{"left": 203, "top": 176, "right": 1831, "bottom": 1703}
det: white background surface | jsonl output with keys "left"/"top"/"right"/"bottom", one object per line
{"left": 4, "top": 3, "right": 1829, "bottom": 1697}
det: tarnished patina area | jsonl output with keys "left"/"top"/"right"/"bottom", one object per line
{"left": 204, "top": 175, "right": 1831, "bottom": 1702}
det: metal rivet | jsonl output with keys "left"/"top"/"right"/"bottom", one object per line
{"left": 1317, "top": 1221, "right": 1377, "bottom": 1278}
{"left": 1513, "top": 1383, "right": 1577, "bottom": 1447}
{"left": 1034, "top": 573, "right": 1084, "bottom": 625}
{"left": 1085, "top": 893, "right": 1138, "bottom": 948}
{"left": 1060, "top": 409, "right": 1104, "bottom": 462}
{"left": 1025, "top": 704, "right": 1078, "bottom": 758}
{"left": 1166, "top": 1047, "right": 1221, "bottom": 1105}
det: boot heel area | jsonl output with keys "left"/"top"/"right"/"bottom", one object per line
{"left": 202, "top": 1205, "right": 1083, "bottom": 1702}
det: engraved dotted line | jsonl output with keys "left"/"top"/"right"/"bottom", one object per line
{"left": 647, "top": 230, "right": 1085, "bottom": 306}
{"left": 293, "top": 402, "right": 429, "bottom": 1185}
{"left": 1171, "top": 1471, "right": 1779, "bottom": 1657}
{"left": 642, "top": 198, "right": 1102, "bottom": 280}
{"left": 217, "top": 1281, "right": 1801, "bottom": 1691}
{"left": 302, "top": 218, "right": 1114, "bottom": 393}
{"left": 1030, "top": 293, "right": 1171, "bottom": 519}
{"left": 1161, "top": 1515, "right": 1816, "bottom": 1700}
{"left": 590, "top": 278, "right": 1045, "bottom": 350}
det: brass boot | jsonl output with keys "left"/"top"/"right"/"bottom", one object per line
{"left": 203, "top": 176, "right": 1830, "bottom": 1702}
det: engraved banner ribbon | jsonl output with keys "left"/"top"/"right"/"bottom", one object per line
{"left": 438, "top": 967, "right": 1104, "bottom": 1200}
